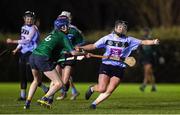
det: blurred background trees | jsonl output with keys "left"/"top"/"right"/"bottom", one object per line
{"left": 0, "top": 0, "right": 180, "bottom": 82}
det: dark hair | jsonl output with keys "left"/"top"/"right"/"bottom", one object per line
{"left": 115, "top": 20, "right": 128, "bottom": 28}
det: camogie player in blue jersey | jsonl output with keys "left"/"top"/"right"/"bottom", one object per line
{"left": 79, "top": 20, "right": 159, "bottom": 109}
{"left": 6, "top": 11, "right": 48, "bottom": 101}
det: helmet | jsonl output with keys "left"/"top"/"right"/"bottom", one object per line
{"left": 57, "top": 15, "right": 69, "bottom": 20}
{"left": 24, "top": 11, "right": 35, "bottom": 18}
{"left": 58, "top": 11, "right": 72, "bottom": 22}
{"left": 54, "top": 17, "right": 69, "bottom": 30}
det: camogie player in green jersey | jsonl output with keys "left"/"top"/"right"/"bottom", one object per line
{"left": 24, "top": 17, "right": 78, "bottom": 109}
{"left": 56, "top": 11, "right": 85, "bottom": 100}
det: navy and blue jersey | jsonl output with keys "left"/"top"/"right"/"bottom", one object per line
{"left": 94, "top": 32, "right": 141, "bottom": 67}
{"left": 17, "top": 25, "right": 40, "bottom": 54}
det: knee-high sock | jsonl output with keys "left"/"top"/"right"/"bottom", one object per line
{"left": 38, "top": 82, "right": 49, "bottom": 93}
{"left": 20, "top": 89, "right": 26, "bottom": 98}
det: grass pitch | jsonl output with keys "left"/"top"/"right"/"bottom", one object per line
{"left": 0, "top": 83, "right": 180, "bottom": 114}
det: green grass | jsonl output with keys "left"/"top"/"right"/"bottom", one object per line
{"left": 0, "top": 83, "right": 180, "bottom": 114}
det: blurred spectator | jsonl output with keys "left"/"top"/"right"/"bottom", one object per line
{"left": 139, "top": 27, "right": 159, "bottom": 92}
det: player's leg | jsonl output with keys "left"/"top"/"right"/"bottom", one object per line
{"left": 140, "top": 64, "right": 150, "bottom": 91}
{"left": 18, "top": 54, "right": 27, "bottom": 101}
{"left": 69, "top": 76, "right": 80, "bottom": 100}
{"left": 147, "top": 64, "right": 156, "bottom": 91}
{"left": 86, "top": 63, "right": 112, "bottom": 100}
{"left": 62, "top": 65, "right": 72, "bottom": 86}
{"left": 56, "top": 65, "right": 67, "bottom": 100}
{"left": 85, "top": 74, "right": 110, "bottom": 100}
{"left": 48, "top": 81, "right": 55, "bottom": 104}
{"left": 38, "top": 82, "right": 49, "bottom": 93}
{"left": 24, "top": 69, "right": 41, "bottom": 109}
{"left": 151, "top": 75, "right": 157, "bottom": 92}
{"left": 90, "top": 76, "right": 121, "bottom": 109}
{"left": 56, "top": 65, "right": 72, "bottom": 100}
{"left": 37, "top": 72, "right": 49, "bottom": 93}
{"left": 37, "top": 69, "right": 64, "bottom": 108}
{"left": 42, "top": 69, "right": 63, "bottom": 98}
{"left": 19, "top": 52, "right": 33, "bottom": 101}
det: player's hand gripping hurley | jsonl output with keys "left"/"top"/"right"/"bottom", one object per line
{"left": 57, "top": 49, "right": 136, "bottom": 67}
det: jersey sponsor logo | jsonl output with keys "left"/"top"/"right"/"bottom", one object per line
{"left": 21, "top": 28, "right": 29, "bottom": 35}
{"left": 105, "top": 40, "right": 129, "bottom": 48}
{"left": 110, "top": 48, "right": 122, "bottom": 58}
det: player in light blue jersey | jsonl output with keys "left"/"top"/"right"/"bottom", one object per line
{"left": 6, "top": 11, "right": 48, "bottom": 101}
{"left": 79, "top": 20, "right": 159, "bottom": 109}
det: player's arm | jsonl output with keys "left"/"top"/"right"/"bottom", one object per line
{"left": 141, "top": 39, "right": 159, "bottom": 45}
{"left": 7, "top": 26, "right": 36, "bottom": 44}
{"left": 12, "top": 45, "right": 21, "bottom": 55}
{"left": 78, "top": 44, "right": 96, "bottom": 51}
{"left": 63, "top": 35, "right": 82, "bottom": 56}
{"left": 78, "top": 36, "right": 107, "bottom": 51}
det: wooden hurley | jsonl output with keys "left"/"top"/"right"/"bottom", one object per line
{"left": 90, "top": 54, "right": 136, "bottom": 67}
{"left": 57, "top": 53, "right": 136, "bottom": 67}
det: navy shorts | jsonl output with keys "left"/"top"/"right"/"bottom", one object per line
{"left": 99, "top": 63, "right": 125, "bottom": 79}
{"left": 19, "top": 51, "right": 32, "bottom": 65}
{"left": 141, "top": 57, "right": 156, "bottom": 66}
{"left": 58, "top": 60, "right": 76, "bottom": 68}
{"left": 29, "top": 54, "right": 55, "bottom": 72}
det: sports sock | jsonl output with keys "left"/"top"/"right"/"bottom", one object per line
{"left": 25, "top": 99, "right": 31, "bottom": 104}
{"left": 60, "top": 88, "right": 65, "bottom": 94}
{"left": 90, "top": 87, "right": 94, "bottom": 92}
{"left": 49, "top": 95, "right": 54, "bottom": 100}
{"left": 152, "top": 85, "right": 156, "bottom": 89}
{"left": 20, "top": 89, "right": 26, "bottom": 98}
{"left": 42, "top": 95, "right": 49, "bottom": 100}
{"left": 71, "top": 87, "right": 77, "bottom": 95}
{"left": 141, "top": 84, "right": 146, "bottom": 88}
{"left": 92, "top": 101, "right": 97, "bottom": 105}
{"left": 39, "top": 83, "right": 49, "bottom": 93}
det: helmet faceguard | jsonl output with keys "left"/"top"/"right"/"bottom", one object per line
{"left": 54, "top": 16, "right": 69, "bottom": 30}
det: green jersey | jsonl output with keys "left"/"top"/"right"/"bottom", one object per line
{"left": 33, "top": 30, "right": 74, "bottom": 59}
{"left": 59, "top": 26, "right": 85, "bottom": 58}
{"left": 68, "top": 26, "right": 84, "bottom": 47}
{"left": 139, "top": 35, "right": 157, "bottom": 63}
{"left": 141, "top": 35, "right": 155, "bottom": 57}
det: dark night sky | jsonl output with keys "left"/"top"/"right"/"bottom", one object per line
{"left": 0, "top": 0, "right": 179, "bottom": 33}
{"left": 0, "top": 0, "right": 139, "bottom": 32}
